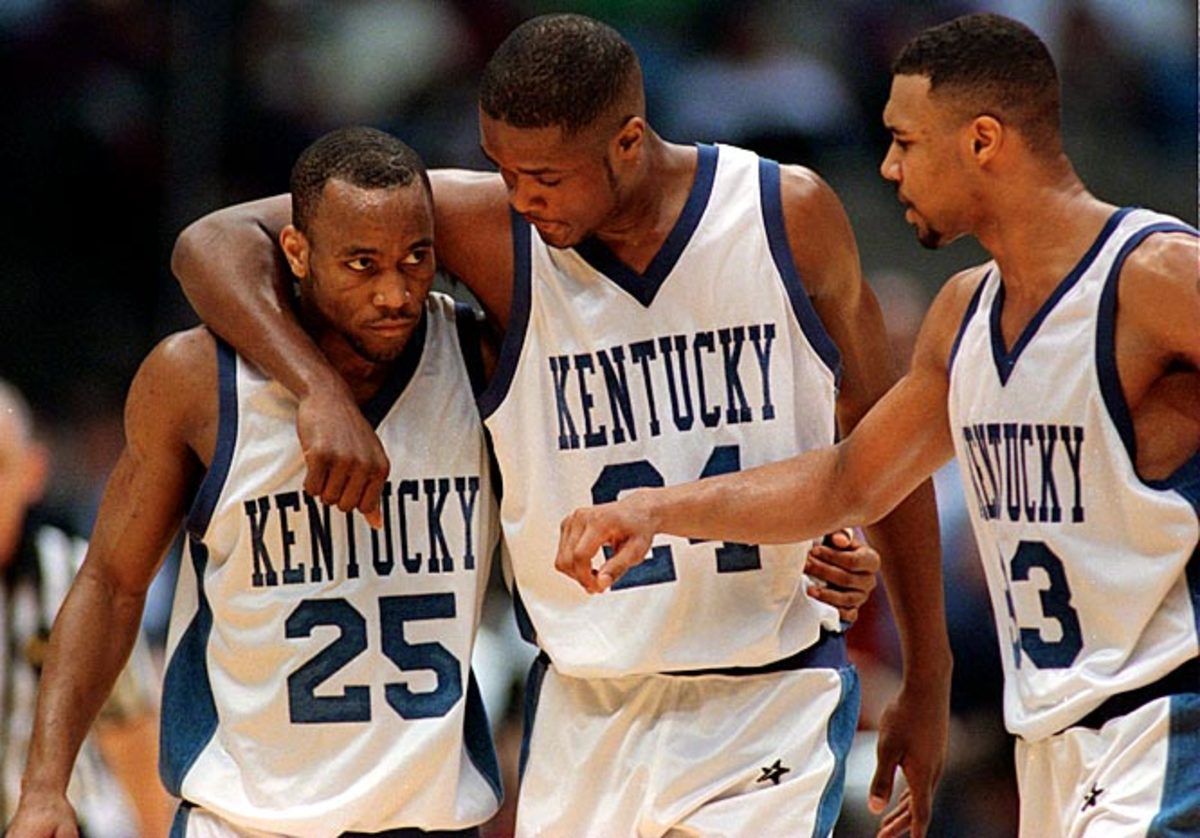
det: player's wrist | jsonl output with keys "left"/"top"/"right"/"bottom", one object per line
{"left": 899, "top": 651, "right": 953, "bottom": 692}
{"left": 18, "top": 766, "right": 72, "bottom": 801}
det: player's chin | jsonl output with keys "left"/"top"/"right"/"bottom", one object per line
{"left": 533, "top": 223, "right": 581, "bottom": 249}
{"left": 354, "top": 334, "right": 412, "bottom": 364}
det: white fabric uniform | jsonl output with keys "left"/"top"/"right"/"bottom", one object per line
{"left": 481, "top": 144, "right": 856, "bottom": 836}
{"left": 1015, "top": 694, "right": 1199, "bottom": 837}
{"left": 162, "top": 294, "right": 501, "bottom": 837}
{"left": 946, "top": 207, "right": 1200, "bottom": 832}
{"left": 1, "top": 524, "right": 159, "bottom": 836}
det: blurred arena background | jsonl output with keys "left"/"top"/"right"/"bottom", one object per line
{"left": 1, "top": 1, "right": 1195, "bottom": 836}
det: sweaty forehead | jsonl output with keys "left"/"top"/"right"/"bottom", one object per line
{"left": 307, "top": 180, "right": 433, "bottom": 249}
{"left": 316, "top": 179, "right": 429, "bottom": 220}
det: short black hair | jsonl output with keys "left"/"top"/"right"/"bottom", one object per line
{"left": 290, "top": 126, "right": 430, "bottom": 232}
{"left": 893, "top": 13, "right": 1062, "bottom": 156}
{"left": 479, "top": 13, "right": 641, "bottom": 136}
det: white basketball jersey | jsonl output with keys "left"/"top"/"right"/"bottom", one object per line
{"left": 947, "top": 207, "right": 1200, "bottom": 741}
{"left": 481, "top": 144, "right": 843, "bottom": 677}
{"left": 160, "top": 294, "right": 501, "bottom": 835}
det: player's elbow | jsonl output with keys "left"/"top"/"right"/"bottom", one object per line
{"left": 828, "top": 444, "right": 892, "bottom": 529}
{"left": 171, "top": 214, "right": 218, "bottom": 294}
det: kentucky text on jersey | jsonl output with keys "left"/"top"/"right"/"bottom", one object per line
{"left": 549, "top": 323, "right": 778, "bottom": 451}
{"left": 959, "top": 423, "right": 1085, "bottom": 524}
{"left": 243, "top": 477, "right": 483, "bottom": 587}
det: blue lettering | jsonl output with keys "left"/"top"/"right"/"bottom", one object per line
{"left": 573, "top": 353, "right": 608, "bottom": 448}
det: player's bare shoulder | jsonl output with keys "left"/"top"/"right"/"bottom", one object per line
{"left": 128, "top": 326, "right": 219, "bottom": 465}
{"left": 776, "top": 164, "right": 860, "bottom": 299}
{"left": 429, "top": 169, "right": 514, "bottom": 324}
{"left": 776, "top": 164, "right": 853, "bottom": 240}
{"left": 913, "top": 264, "right": 993, "bottom": 372}
{"left": 1117, "top": 230, "right": 1200, "bottom": 361}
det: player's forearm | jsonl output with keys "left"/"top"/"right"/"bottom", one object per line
{"left": 21, "top": 569, "right": 147, "bottom": 795}
{"left": 864, "top": 481, "right": 952, "bottom": 680}
{"left": 171, "top": 202, "right": 340, "bottom": 401}
{"left": 640, "top": 446, "right": 873, "bottom": 545}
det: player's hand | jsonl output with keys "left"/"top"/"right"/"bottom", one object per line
{"left": 297, "top": 383, "right": 389, "bottom": 528}
{"left": 805, "top": 529, "right": 878, "bottom": 623}
{"left": 875, "top": 788, "right": 915, "bottom": 838}
{"left": 870, "top": 677, "right": 950, "bottom": 838}
{"left": 556, "top": 493, "right": 658, "bottom": 593}
{"left": 6, "top": 789, "right": 82, "bottom": 838}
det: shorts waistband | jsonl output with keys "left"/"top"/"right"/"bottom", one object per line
{"left": 537, "top": 628, "right": 848, "bottom": 678}
{"left": 1067, "top": 656, "right": 1200, "bottom": 733}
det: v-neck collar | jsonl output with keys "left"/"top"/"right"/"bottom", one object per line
{"left": 359, "top": 312, "right": 428, "bottom": 427}
{"left": 573, "top": 143, "right": 719, "bottom": 307}
{"left": 989, "top": 206, "right": 1131, "bottom": 385}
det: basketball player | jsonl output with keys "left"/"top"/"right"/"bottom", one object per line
{"left": 9, "top": 127, "right": 503, "bottom": 837}
{"left": 556, "top": 14, "right": 1200, "bottom": 837}
{"left": 170, "top": 15, "right": 951, "bottom": 837}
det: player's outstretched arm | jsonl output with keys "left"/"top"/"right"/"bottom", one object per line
{"left": 554, "top": 358, "right": 953, "bottom": 585}
{"left": 172, "top": 195, "right": 390, "bottom": 525}
{"left": 8, "top": 333, "right": 208, "bottom": 838}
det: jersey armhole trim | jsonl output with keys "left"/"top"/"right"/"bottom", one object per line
{"left": 186, "top": 338, "right": 239, "bottom": 539}
{"left": 1096, "top": 221, "right": 1200, "bottom": 494}
{"left": 947, "top": 273, "right": 989, "bottom": 376}
{"left": 478, "top": 210, "right": 532, "bottom": 419}
{"left": 757, "top": 158, "right": 842, "bottom": 385}
{"left": 454, "top": 302, "right": 489, "bottom": 399}
{"left": 159, "top": 539, "right": 218, "bottom": 796}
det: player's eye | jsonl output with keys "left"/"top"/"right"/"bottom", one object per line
{"left": 536, "top": 176, "right": 562, "bottom": 187}
{"left": 401, "top": 248, "right": 430, "bottom": 266}
{"left": 346, "top": 257, "right": 374, "bottom": 272}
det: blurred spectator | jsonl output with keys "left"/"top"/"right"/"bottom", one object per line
{"left": 0, "top": 378, "right": 173, "bottom": 837}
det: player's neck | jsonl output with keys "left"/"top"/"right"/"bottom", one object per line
{"left": 591, "top": 136, "right": 697, "bottom": 271}
{"left": 979, "top": 174, "right": 1115, "bottom": 299}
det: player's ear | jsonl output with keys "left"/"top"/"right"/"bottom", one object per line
{"left": 612, "top": 116, "right": 645, "bottom": 160}
{"left": 968, "top": 115, "right": 1003, "bottom": 167}
{"left": 279, "top": 225, "right": 310, "bottom": 280}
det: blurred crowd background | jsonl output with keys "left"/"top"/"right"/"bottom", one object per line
{"left": 1, "top": 1, "right": 1195, "bottom": 835}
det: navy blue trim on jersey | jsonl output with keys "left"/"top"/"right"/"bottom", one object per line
{"left": 511, "top": 582, "right": 538, "bottom": 645}
{"left": 573, "top": 143, "right": 719, "bottom": 307}
{"left": 454, "top": 303, "right": 489, "bottom": 399}
{"left": 814, "top": 667, "right": 860, "bottom": 838}
{"left": 989, "top": 207, "right": 1133, "bottom": 385}
{"left": 1149, "top": 693, "right": 1200, "bottom": 837}
{"left": 186, "top": 338, "right": 239, "bottom": 539}
{"left": 463, "top": 669, "right": 503, "bottom": 804}
{"left": 343, "top": 827, "right": 481, "bottom": 837}
{"left": 169, "top": 800, "right": 193, "bottom": 838}
{"left": 1068, "top": 656, "right": 1200, "bottom": 732}
{"left": 758, "top": 157, "right": 842, "bottom": 385}
{"left": 1093, "top": 219, "right": 1200, "bottom": 645}
{"left": 679, "top": 627, "right": 847, "bottom": 676}
{"left": 361, "top": 313, "right": 428, "bottom": 428}
{"left": 947, "top": 273, "right": 989, "bottom": 375}
{"left": 342, "top": 827, "right": 481, "bottom": 837}
{"left": 518, "top": 653, "right": 550, "bottom": 781}
{"left": 1095, "top": 220, "right": 1199, "bottom": 470}
{"left": 159, "top": 538, "right": 219, "bottom": 796}
{"left": 479, "top": 211, "right": 532, "bottom": 419}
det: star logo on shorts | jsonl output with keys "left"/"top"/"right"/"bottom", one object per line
{"left": 1081, "top": 783, "right": 1104, "bottom": 811}
{"left": 757, "top": 758, "right": 791, "bottom": 786}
